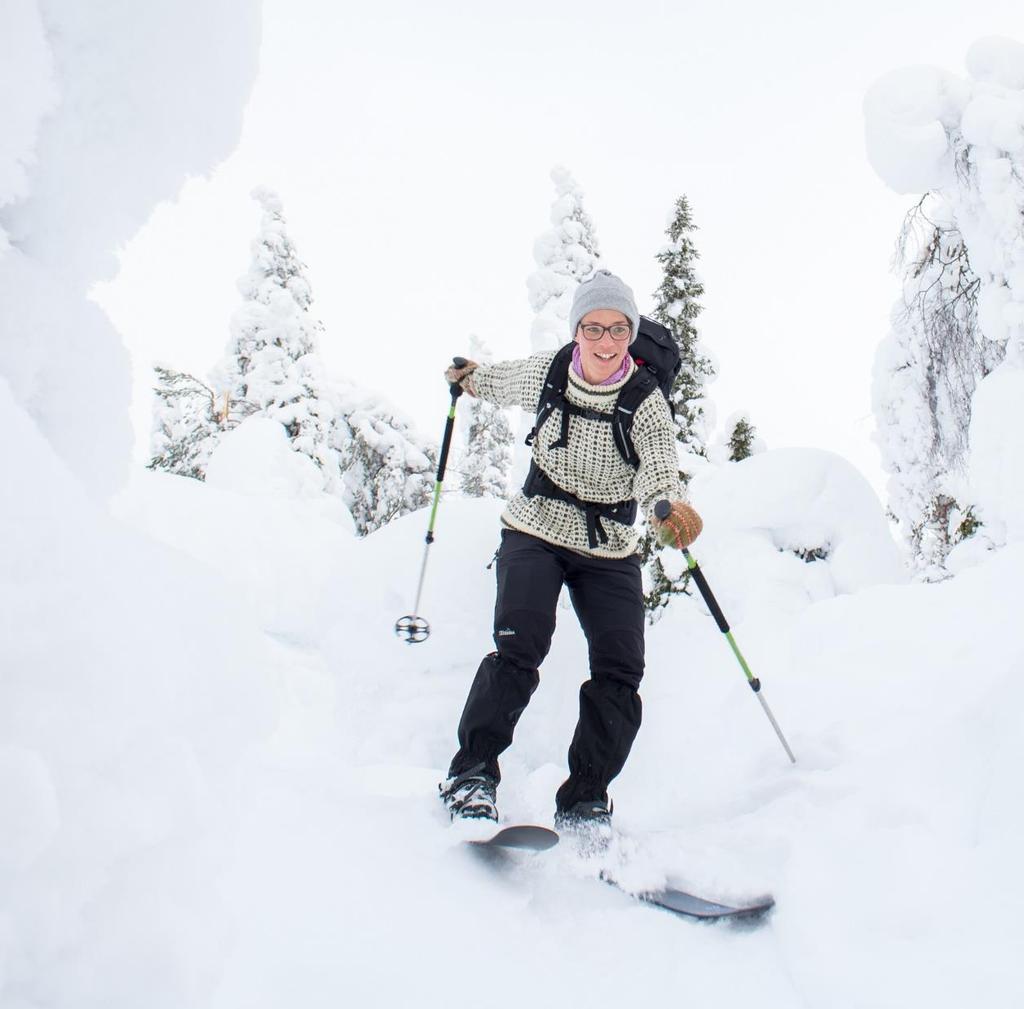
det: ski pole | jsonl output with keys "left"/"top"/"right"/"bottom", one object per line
{"left": 654, "top": 500, "right": 796, "bottom": 763}
{"left": 394, "top": 357, "right": 468, "bottom": 644}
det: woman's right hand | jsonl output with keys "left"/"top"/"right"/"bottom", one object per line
{"left": 444, "top": 358, "right": 478, "bottom": 394}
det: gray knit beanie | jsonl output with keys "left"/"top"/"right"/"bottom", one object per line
{"left": 569, "top": 269, "right": 640, "bottom": 344}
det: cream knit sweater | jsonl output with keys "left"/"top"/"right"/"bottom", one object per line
{"left": 467, "top": 349, "right": 687, "bottom": 559}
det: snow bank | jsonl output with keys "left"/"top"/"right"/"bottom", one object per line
{"left": 114, "top": 457, "right": 355, "bottom": 641}
{"left": 1, "top": 4, "right": 272, "bottom": 1004}
{"left": 0, "top": 380, "right": 280, "bottom": 1008}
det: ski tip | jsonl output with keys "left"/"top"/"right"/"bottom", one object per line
{"left": 465, "top": 824, "right": 559, "bottom": 851}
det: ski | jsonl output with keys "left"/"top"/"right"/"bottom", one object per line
{"left": 602, "top": 873, "right": 774, "bottom": 922}
{"left": 464, "top": 824, "right": 559, "bottom": 851}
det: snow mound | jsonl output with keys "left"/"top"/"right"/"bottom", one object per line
{"left": 206, "top": 416, "right": 328, "bottom": 500}
{"left": 114, "top": 464, "right": 355, "bottom": 639}
{"left": 680, "top": 448, "right": 905, "bottom": 626}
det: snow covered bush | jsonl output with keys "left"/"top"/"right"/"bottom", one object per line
{"left": 872, "top": 195, "right": 1002, "bottom": 579}
{"left": 149, "top": 365, "right": 232, "bottom": 480}
{"left": 333, "top": 385, "right": 437, "bottom": 536}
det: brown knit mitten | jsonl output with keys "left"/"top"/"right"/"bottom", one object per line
{"left": 652, "top": 500, "right": 703, "bottom": 549}
{"left": 444, "top": 358, "right": 478, "bottom": 396}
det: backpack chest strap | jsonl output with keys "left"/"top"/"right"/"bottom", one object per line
{"left": 546, "top": 397, "right": 614, "bottom": 450}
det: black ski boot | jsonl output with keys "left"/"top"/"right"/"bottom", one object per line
{"left": 439, "top": 763, "right": 498, "bottom": 823}
{"left": 554, "top": 798, "right": 613, "bottom": 854}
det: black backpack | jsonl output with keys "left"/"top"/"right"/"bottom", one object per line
{"left": 525, "top": 315, "right": 681, "bottom": 467}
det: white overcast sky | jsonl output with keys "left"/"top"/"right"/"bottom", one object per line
{"left": 96, "top": 0, "right": 1022, "bottom": 497}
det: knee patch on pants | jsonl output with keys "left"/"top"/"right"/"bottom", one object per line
{"left": 588, "top": 627, "right": 645, "bottom": 690}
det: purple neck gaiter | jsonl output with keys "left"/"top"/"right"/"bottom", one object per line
{"left": 571, "top": 344, "right": 633, "bottom": 386}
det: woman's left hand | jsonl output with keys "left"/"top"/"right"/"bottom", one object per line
{"left": 651, "top": 500, "right": 703, "bottom": 549}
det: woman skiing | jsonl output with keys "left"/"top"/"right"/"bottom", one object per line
{"left": 439, "top": 269, "right": 703, "bottom": 832}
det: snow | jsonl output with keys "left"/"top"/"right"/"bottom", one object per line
{"left": 0, "top": 0, "right": 56, "bottom": 215}
{"left": 206, "top": 415, "right": 327, "bottom": 500}
{"left": 90, "top": 462, "right": 1024, "bottom": 1007}
{"left": 965, "top": 365, "right": 1024, "bottom": 543}
{"left": 862, "top": 66, "right": 966, "bottom": 194}
{"left": 966, "top": 36, "right": 1024, "bottom": 90}
{"left": 864, "top": 36, "right": 1024, "bottom": 360}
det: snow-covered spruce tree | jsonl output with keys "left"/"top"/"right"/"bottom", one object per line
{"left": 722, "top": 412, "right": 764, "bottom": 462}
{"left": 332, "top": 385, "right": 437, "bottom": 536}
{"left": 873, "top": 194, "right": 998, "bottom": 578}
{"left": 459, "top": 335, "right": 513, "bottom": 499}
{"left": 210, "top": 187, "right": 339, "bottom": 488}
{"left": 148, "top": 365, "right": 228, "bottom": 480}
{"left": 727, "top": 416, "right": 758, "bottom": 461}
{"left": 515, "top": 167, "right": 602, "bottom": 484}
{"left": 706, "top": 411, "right": 765, "bottom": 466}
{"left": 652, "top": 195, "right": 716, "bottom": 457}
{"left": 526, "top": 165, "right": 601, "bottom": 354}
{"left": 641, "top": 195, "right": 716, "bottom": 621}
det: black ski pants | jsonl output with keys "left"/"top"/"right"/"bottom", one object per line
{"left": 449, "top": 528, "right": 645, "bottom": 811}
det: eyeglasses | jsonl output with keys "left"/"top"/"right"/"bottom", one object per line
{"left": 578, "top": 322, "right": 632, "bottom": 342}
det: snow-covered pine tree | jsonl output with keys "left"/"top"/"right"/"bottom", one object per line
{"left": 873, "top": 194, "right": 1000, "bottom": 579}
{"left": 458, "top": 335, "right": 513, "bottom": 499}
{"left": 515, "top": 167, "right": 602, "bottom": 484}
{"left": 210, "top": 187, "right": 339, "bottom": 488}
{"left": 526, "top": 165, "right": 601, "bottom": 353}
{"left": 148, "top": 365, "right": 227, "bottom": 480}
{"left": 652, "top": 195, "right": 716, "bottom": 458}
{"left": 332, "top": 384, "right": 437, "bottom": 536}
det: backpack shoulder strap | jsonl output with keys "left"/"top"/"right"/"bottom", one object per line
{"left": 612, "top": 364, "right": 660, "bottom": 466}
{"left": 525, "top": 344, "right": 573, "bottom": 447}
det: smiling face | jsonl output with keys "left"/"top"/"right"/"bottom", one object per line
{"left": 574, "top": 308, "right": 632, "bottom": 384}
